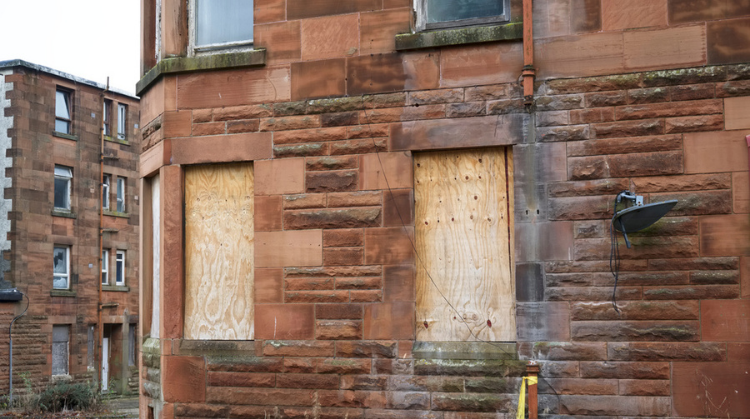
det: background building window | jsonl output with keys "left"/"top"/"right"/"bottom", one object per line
{"left": 418, "top": 0, "right": 510, "bottom": 30}
{"left": 195, "top": 0, "right": 254, "bottom": 48}
{"left": 102, "top": 249, "right": 109, "bottom": 285}
{"left": 116, "top": 250, "right": 125, "bottom": 286}
{"left": 102, "top": 174, "right": 110, "bottom": 210}
{"left": 117, "top": 104, "right": 127, "bottom": 140}
{"left": 117, "top": 177, "right": 126, "bottom": 213}
{"left": 52, "top": 325, "right": 70, "bottom": 376}
{"left": 55, "top": 89, "right": 72, "bottom": 134}
{"left": 103, "top": 99, "right": 112, "bottom": 136}
{"left": 54, "top": 166, "right": 72, "bottom": 211}
{"left": 53, "top": 246, "right": 70, "bottom": 289}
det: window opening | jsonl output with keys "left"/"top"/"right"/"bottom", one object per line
{"left": 53, "top": 246, "right": 70, "bottom": 290}
{"left": 55, "top": 89, "right": 72, "bottom": 134}
{"left": 54, "top": 166, "right": 72, "bottom": 211}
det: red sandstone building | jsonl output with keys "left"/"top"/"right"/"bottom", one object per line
{"left": 137, "top": 0, "right": 750, "bottom": 417}
{"left": 0, "top": 60, "right": 141, "bottom": 395}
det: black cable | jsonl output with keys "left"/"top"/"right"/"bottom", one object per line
{"left": 610, "top": 194, "right": 622, "bottom": 314}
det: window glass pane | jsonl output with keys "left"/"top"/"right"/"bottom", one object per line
{"left": 118, "top": 104, "right": 127, "bottom": 138}
{"left": 55, "top": 91, "right": 70, "bottom": 119}
{"left": 54, "top": 178, "right": 70, "bottom": 209}
{"left": 426, "top": 0, "right": 504, "bottom": 24}
{"left": 102, "top": 175, "right": 110, "bottom": 210}
{"left": 55, "top": 120, "right": 70, "bottom": 134}
{"left": 54, "top": 166, "right": 72, "bottom": 177}
{"left": 117, "top": 178, "right": 126, "bottom": 212}
{"left": 53, "top": 247, "right": 67, "bottom": 274}
{"left": 103, "top": 101, "right": 111, "bottom": 135}
{"left": 53, "top": 246, "right": 68, "bottom": 289}
{"left": 196, "top": 0, "right": 254, "bottom": 46}
{"left": 102, "top": 250, "right": 109, "bottom": 285}
{"left": 116, "top": 251, "right": 125, "bottom": 284}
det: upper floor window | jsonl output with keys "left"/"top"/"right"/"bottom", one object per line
{"left": 115, "top": 250, "right": 126, "bottom": 286}
{"left": 102, "top": 174, "right": 111, "bottom": 210}
{"left": 55, "top": 89, "right": 72, "bottom": 134}
{"left": 117, "top": 177, "right": 126, "bottom": 213}
{"left": 117, "top": 104, "right": 127, "bottom": 140}
{"left": 195, "top": 0, "right": 254, "bottom": 50}
{"left": 53, "top": 245, "right": 70, "bottom": 290}
{"left": 416, "top": 0, "right": 510, "bottom": 30}
{"left": 54, "top": 166, "right": 72, "bottom": 211}
{"left": 103, "top": 99, "right": 112, "bottom": 136}
{"left": 102, "top": 249, "right": 109, "bottom": 285}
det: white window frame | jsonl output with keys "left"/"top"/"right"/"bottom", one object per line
{"left": 52, "top": 325, "right": 70, "bottom": 376}
{"left": 102, "top": 249, "right": 109, "bottom": 285}
{"left": 55, "top": 89, "right": 72, "bottom": 134}
{"left": 102, "top": 174, "right": 111, "bottom": 211}
{"left": 103, "top": 99, "right": 112, "bottom": 136}
{"left": 54, "top": 165, "right": 72, "bottom": 211}
{"left": 116, "top": 250, "right": 126, "bottom": 286}
{"left": 189, "top": 0, "right": 255, "bottom": 55}
{"left": 117, "top": 103, "right": 127, "bottom": 140}
{"left": 414, "top": 0, "right": 511, "bottom": 31}
{"left": 117, "top": 177, "right": 126, "bottom": 213}
{"left": 53, "top": 245, "right": 70, "bottom": 290}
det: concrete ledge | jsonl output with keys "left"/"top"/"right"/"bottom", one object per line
{"left": 52, "top": 131, "right": 78, "bottom": 141}
{"left": 136, "top": 49, "right": 267, "bottom": 96}
{"left": 102, "top": 285, "right": 130, "bottom": 292}
{"left": 50, "top": 289, "right": 76, "bottom": 297}
{"left": 396, "top": 22, "right": 523, "bottom": 51}
{"left": 413, "top": 342, "right": 518, "bottom": 360}
{"left": 52, "top": 210, "right": 76, "bottom": 219}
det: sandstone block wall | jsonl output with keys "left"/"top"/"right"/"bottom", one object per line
{"left": 138, "top": 0, "right": 750, "bottom": 417}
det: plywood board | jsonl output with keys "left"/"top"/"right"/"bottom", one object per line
{"left": 184, "top": 163, "right": 255, "bottom": 340}
{"left": 415, "top": 148, "right": 516, "bottom": 341}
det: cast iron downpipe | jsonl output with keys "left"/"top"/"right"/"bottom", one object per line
{"left": 522, "top": 0, "right": 536, "bottom": 106}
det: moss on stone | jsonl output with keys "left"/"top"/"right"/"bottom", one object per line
{"left": 396, "top": 22, "right": 523, "bottom": 51}
{"left": 136, "top": 49, "right": 266, "bottom": 96}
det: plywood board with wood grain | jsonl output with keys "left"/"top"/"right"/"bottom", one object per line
{"left": 184, "top": 163, "right": 255, "bottom": 340}
{"left": 415, "top": 148, "right": 516, "bottom": 342}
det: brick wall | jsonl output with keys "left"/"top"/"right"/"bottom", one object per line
{"left": 139, "top": 0, "right": 750, "bottom": 417}
{"left": 0, "top": 65, "right": 141, "bottom": 394}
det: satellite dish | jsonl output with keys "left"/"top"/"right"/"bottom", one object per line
{"left": 612, "top": 191, "right": 677, "bottom": 248}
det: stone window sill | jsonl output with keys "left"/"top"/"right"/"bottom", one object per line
{"left": 136, "top": 49, "right": 266, "bottom": 96}
{"left": 52, "top": 210, "right": 76, "bottom": 219}
{"left": 395, "top": 22, "right": 522, "bottom": 51}
{"left": 105, "top": 136, "right": 130, "bottom": 146}
{"left": 103, "top": 285, "right": 130, "bottom": 292}
{"left": 51, "top": 289, "right": 76, "bottom": 297}
{"left": 52, "top": 131, "right": 78, "bottom": 141}
{"left": 104, "top": 210, "right": 129, "bottom": 219}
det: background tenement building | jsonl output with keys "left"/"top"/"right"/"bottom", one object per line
{"left": 0, "top": 60, "right": 141, "bottom": 395}
{"left": 137, "top": 0, "right": 750, "bottom": 418}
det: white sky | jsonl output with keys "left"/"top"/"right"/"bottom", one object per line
{"left": 0, "top": 0, "right": 141, "bottom": 95}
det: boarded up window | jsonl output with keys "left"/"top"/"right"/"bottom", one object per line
{"left": 52, "top": 325, "right": 69, "bottom": 375}
{"left": 184, "top": 163, "right": 254, "bottom": 340}
{"left": 415, "top": 148, "right": 516, "bottom": 341}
